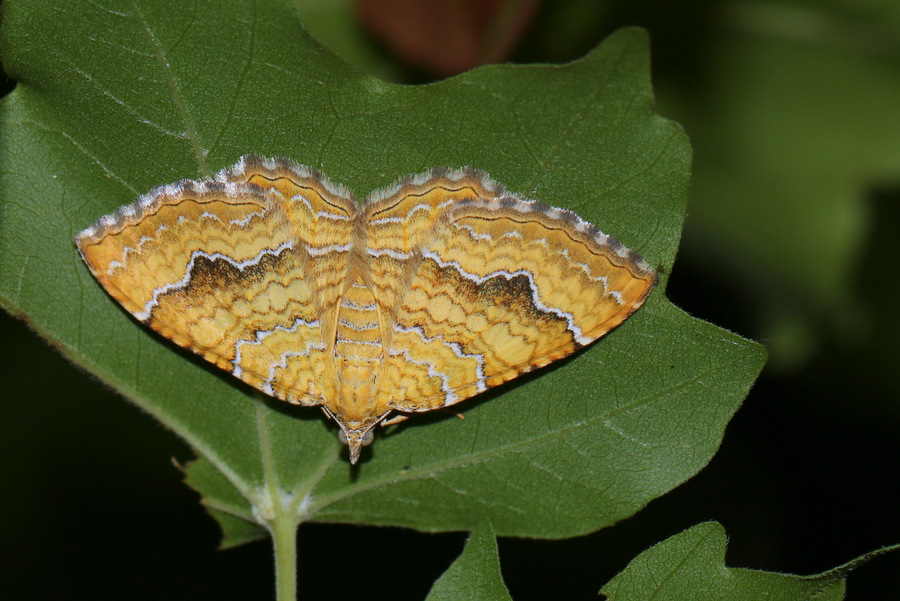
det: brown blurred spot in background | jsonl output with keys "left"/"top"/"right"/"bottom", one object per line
{"left": 356, "top": 0, "right": 542, "bottom": 77}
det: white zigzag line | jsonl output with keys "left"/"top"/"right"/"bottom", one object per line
{"left": 198, "top": 210, "right": 268, "bottom": 228}
{"left": 341, "top": 298, "right": 377, "bottom": 311}
{"left": 421, "top": 250, "right": 590, "bottom": 344}
{"left": 317, "top": 210, "right": 351, "bottom": 221}
{"left": 228, "top": 210, "right": 266, "bottom": 227}
{"left": 138, "top": 241, "right": 294, "bottom": 320}
{"left": 338, "top": 317, "right": 379, "bottom": 331}
{"left": 306, "top": 242, "right": 352, "bottom": 257}
{"left": 387, "top": 346, "right": 457, "bottom": 404}
{"left": 232, "top": 317, "right": 321, "bottom": 378}
{"left": 393, "top": 324, "right": 487, "bottom": 398}
{"left": 560, "top": 249, "right": 623, "bottom": 305}
{"left": 453, "top": 222, "right": 493, "bottom": 242}
{"left": 368, "top": 216, "right": 403, "bottom": 226}
{"left": 108, "top": 227, "right": 167, "bottom": 275}
{"left": 366, "top": 247, "right": 412, "bottom": 260}
{"left": 262, "top": 342, "right": 328, "bottom": 396}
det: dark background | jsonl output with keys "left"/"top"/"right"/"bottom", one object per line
{"left": 3, "top": 1, "right": 899, "bottom": 599}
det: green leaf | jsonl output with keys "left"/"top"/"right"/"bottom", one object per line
{"left": 0, "top": 0, "right": 765, "bottom": 543}
{"left": 600, "top": 522, "right": 900, "bottom": 600}
{"left": 292, "top": 0, "right": 403, "bottom": 82}
{"left": 426, "top": 519, "right": 512, "bottom": 601}
{"left": 181, "top": 457, "right": 266, "bottom": 549}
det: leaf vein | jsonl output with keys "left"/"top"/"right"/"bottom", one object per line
{"left": 129, "top": 0, "right": 208, "bottom": 174}
{"left": 306, "top": 354, "right": 754, "bottom": 512}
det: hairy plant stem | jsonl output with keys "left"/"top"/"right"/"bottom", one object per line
{"left": 271, "top": 514, "right": 298, "bottom": 601}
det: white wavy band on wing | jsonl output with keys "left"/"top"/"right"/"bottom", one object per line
{"left": 232, "top": 317, "right": 322, "bottom": 378}
{"left": 138, "top": 241, "right": 294, "bottom": 320}
{"left": 421, "top": 250, "right": 588, "bottom": 345}
{"left": 392, "top": 324, "right": 487, "bottom": 398}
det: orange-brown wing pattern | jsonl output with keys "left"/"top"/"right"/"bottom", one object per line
{"left": 363, "top": 169, "right": 657, "bottom": 415}
{"left": 76, "top": 158, "right": 656, "bottom": 464}
{"left": 360, "top": 168, "right": 508, "bottom": 417}
{"left": 218, "top": 157, "right": 357, "bottom": 406}
{"left": 76, "top": 156, "right": 356, "bottom": 408}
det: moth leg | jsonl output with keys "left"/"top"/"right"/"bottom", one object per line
{"left": 381, "top": 414, "right": 409, "bottom": 427}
